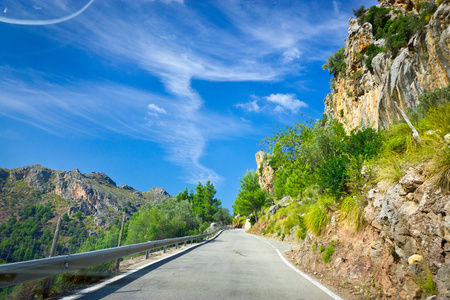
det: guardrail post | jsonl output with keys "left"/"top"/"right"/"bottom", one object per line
{"left": 190, "top": 239, "right": 193, "bottom": 245}
{"left": 115, "top": 212, "right": 126, "bottom": 272}
{"left": 163, "top": 246, "right": 167, "bottom": 253}
{"left": 145, "top": 250, "right": 150, "bottom": 259}
{"left": 43, "top": 216, "right": 63, "bottom": 297}
{"left": 184, "top": 241, "right": 186, "bottom": 246}
{"left": 175, "top": 243, "right": 178, "bottom": 249}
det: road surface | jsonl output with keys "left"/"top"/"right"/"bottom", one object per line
{"left": 77, "top": 230, "right": 338, "bottom": 300}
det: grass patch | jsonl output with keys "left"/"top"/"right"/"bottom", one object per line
{"left": 304, "top": 196, "right": 333, "bottom": 235}
{"left": 340, "top": 195, "right": 366, "bottom": 231}
{"left": 413, "top": 261, "right": 438, "bottom": 296}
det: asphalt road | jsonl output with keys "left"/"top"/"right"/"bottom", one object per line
{"left": 78, "top": 230, "right": 337, "bottom": 300}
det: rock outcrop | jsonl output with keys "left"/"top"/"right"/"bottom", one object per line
{"left": 0, "top": 165, "right": 172, "bottom": 226}
{"left": 324, "top": 1, "right": 450, "bottom": 130}
{"left": 279, "top": 166, "right": 449, "bottom": 299}
{"left": 255, "top": 150, "right": 274, "bottom": 192}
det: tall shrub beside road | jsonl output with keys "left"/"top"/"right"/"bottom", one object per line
{"left": 233, "top": 170, "right": 271, "bottom": 222}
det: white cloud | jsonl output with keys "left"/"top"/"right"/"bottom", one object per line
{"left": 236, "top": 100, "right": 260, "bottom": 112}
{"left": 148, "top": 103, "right": 167, "bottom": 116}
{"left": 282, "top": 48, "right": 301, "bottom": 64}
{"left": 0, "top": 0, "right": 354, "bottom": 184}
{"left": 264, "top": 93, "right": 307, "bottom": 113}
{"left": 0, "top": 67, "right": 253, "bottom": 184}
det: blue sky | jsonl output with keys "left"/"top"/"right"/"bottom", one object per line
{"left": 0, "top": 0, "right": 377, "bottom": 211}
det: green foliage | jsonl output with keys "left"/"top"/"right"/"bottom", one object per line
{"left": 322, "top": 241, "right": 336, "bottom": 263}
{"left": 416, "top": 87, "right": 450, "bottom": 119}
{"left": 346, "top": 89, "right": 353, "bottom": 97}
{"left": 176, "top": 181, "right": 222, "bottom": 224}
{"left": 213, "top": 208, "right": 232, "bottom": 225}
{"left": 322, "top": 47, "right": 346, "bottom": 78}
{"left": 376, "top": 88, "right": 450, "bottom": 190}
{"left": 304, "top": 196, "right": 333, "bottom": 235}
{"left": 263, "top": 203, "right": 307, "bottom": 239}
{"left": 233, "top": 170, "right": 271, "bottom": 221}
{"left": 363, "top": 6, "right": 392, "bottom": 38}
{"left": 361, "top": 1, "right": 435, "bottom": 64}
{"left": 416, "top": 1, "right": 437, "bottom": 20}
{"left": 349, "top": 71, "right": 362, "bottom": 80}
{"left": 417, "top": 268, "right": 438, "bottom": 296}
{"left": 365, "top": 44, "right": 383, "bottom": 70}
{"left": 377, "top": 151, "right": 407, "bottom": 185}
{"left": 262, "top": 118, "right": 382, "bottom": 199}
{"left": 385, "top": 14, "right": 424, "bottom": 53}
{"left": 340, "top": 195, "right": 366, "bottom": 231}
{"left": 0, "top": 203, "right": 54, "bottom": 263}
{"left": 125, "top": 198, "right": 202, "bottom": 245}
{"left": 352, "top": 5, "right": 365, "bottom": 19}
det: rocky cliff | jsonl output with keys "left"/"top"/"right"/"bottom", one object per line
{"left": 0, "top": 165, "right": 171, "bottom": 226}
{"left": 324, "top": 0, "right": 450, "bottom": 130}
{"left": 280, "top": 166, "right": 449, "bottom": 300}
{"left": 255, "top": 150, "right": 274, "bottom": 192}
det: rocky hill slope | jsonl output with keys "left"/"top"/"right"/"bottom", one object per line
{"left": 0, "top": 165, "right": 171, "bottom": 227}
{"left": 324, "top": 0, "right": 450, "bottom": 130}
{"left": 249, "top": 1, "right": 450, "bottom": 299}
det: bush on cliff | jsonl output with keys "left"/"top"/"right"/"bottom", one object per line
{"left": 322, "top": 47, "right": 346, "bottom": 78}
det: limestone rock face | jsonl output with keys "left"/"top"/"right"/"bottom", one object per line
{"left": 364, "top": 166, "right": 449, "bottom": 298}
{"left": 0, "top": 165, "right": 171, "bottom": 226}
{"left": 285, "top": 166, "right": 449, "bottom": 299}
{"left": 255, "top": 150, "right": 274, "bottom": 192}
{"left": 324, "top": 2, "right": 450, "bottom": 131}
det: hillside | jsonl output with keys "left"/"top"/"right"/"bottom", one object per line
{"left": 236, "top": 1, "right": 450, "bottom": 299}
{"left": 0, "top": 165, "right": 171, "bottom": 227}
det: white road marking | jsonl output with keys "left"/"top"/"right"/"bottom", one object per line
{"left": 250, "top": 234, "right": 343, "bottom": 300}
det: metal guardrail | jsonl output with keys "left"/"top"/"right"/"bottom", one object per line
{"left": 0, "top": 228, "right": 221, "bottom": 288}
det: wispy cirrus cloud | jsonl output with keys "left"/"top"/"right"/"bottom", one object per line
{"left": 147, "top": 104, "right": 168, "bottom": 116}
{"left": 0, "top": 0, "right": 360, "bottom": 184}
{"left": 0, "top": 67, "right": 251, "bottom": 183}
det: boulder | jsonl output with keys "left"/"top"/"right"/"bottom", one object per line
{"left": 437, "top": 265, "right": 450, "bottom": 300}
{"left": 444, "top": 133, "right": 450, "bottom": 144}
{"left": 267, "top": 204, "right": 280, "bottom": 216}
{"left": 120, "top": 184, "right": 134, "bottom": 190}
{"left": 279, "top": 196, "right": 292, "bottom": 207}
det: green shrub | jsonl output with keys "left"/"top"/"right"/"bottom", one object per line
{"left": 422, "top": 96, "right": 450, "bottom": 135}
{"left": 377, "top": 151, "right": 407, "bottom": 185}
{"left": 352, "top": 5, "right": 365, "bottom": 19}
{"left": 414, "top": 261, "right": 438, "bottom": 296}
{"left": 365, "top": 44, "right": 383, "bottom": 70}
{"left": 417, "top": 87, "right": 450, "bottom": 119}
{"left": 363, "top": 6, "right": 392, "bottom": 38}
{"left": 384, "top": 122, "right": 415, "bottom": 153}
{"left": 340, "top": 195, "right": 366, "bottom": 231}
{"left": 429, "top": 144, "right": 450, "bottom": 191}
{"left": 350, "top": 71, "right": 362, "bottom": 80}
{"left": 322, "top": 241, "right": 336, "bottom": 263}
{"left": 322, "top": 47, "right": 346, "bottom": 78}
{"left": 295, "top": 226, "right": 307, "bottom": 240}
{"left": 304, "top": 196, "right": 333, "bottom": 235}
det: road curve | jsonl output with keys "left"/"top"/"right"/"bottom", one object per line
{"left": 78, "top": 230, "right": 337, "bottom": 300}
